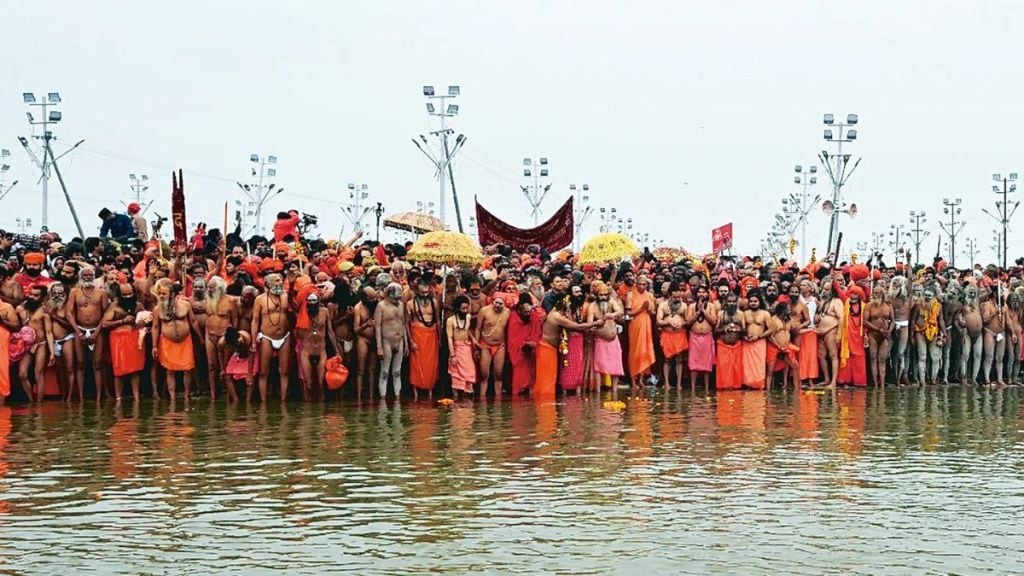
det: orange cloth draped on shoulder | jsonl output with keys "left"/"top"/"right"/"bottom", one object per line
{"left": 508, "top": 308, "right": 546, "bottom": 395}
{"left": 0, "top": 326, "right": 8, "bottom": 398}
{"left": 798, "top": 331, "right": 819, "bottom": 381}
{"left": 409, "top": 324, "right": 439, "bottom": 391}
{"left": 659, "top": 330, "right": 688, "bottom": 359}
{"left": 839, "top": 306, "right": 868, "bottom": 387}
{"left": 716, "top": 340, "right": 743, "bottom": 390}
{"left": 627, "top": 290, "right": 656, "bottom": 378}
{"left": 110, "top": 326, "right": 146, "bottom": 377}
{"left": 534, "top": 340, "right": 559, "bottom": 399}
{"left": 159, "top": 336, "right": 195, "bottom": 371}
{"left": 742, "top": 339, "right": 766, "bottom": 389}
{"left": 448, "top": 340, "right": 476, "bottom": 393}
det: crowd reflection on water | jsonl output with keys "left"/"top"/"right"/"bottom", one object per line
{"left": 0, "top": 385, "right": 1021, "bottom": 573}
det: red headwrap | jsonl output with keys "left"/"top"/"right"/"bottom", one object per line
{"left": 23, "top": 252, "right": 45, "bottom": 265}
{"left": 259, "top": 258, "right": 283, "bottom": 273}
{"left": 295, "top": 284, "right": 320, "bottom": 330}
{"left": 848, "top": 285, "right": 866, "bottom": 301}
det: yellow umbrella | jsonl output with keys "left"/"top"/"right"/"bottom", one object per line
{"left": 383, "top": 211, "right": 445, "bottom": 234}
{"left": 578, "top": 232, "right": 640, "bottom": 264}
{"left": 407, "top": 231, "right": 484, "bottom": 266}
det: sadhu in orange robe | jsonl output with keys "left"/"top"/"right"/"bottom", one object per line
{"left": 627, "top": 288, "right": 656, "bottom": 380}
{"left": 838, "top": 288, "right": 868, "bottom": 387}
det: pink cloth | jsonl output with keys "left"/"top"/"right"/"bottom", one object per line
{"left": 449, "top": 340, "right": 477, "bottom": 393}
{"left": 688, "top": 332, "right": 715, "bottom": 372}
{"left": 559, "top": 333, "right": 584, "bottom": 390}
{"left": 225, "top": 352, "right": 259, "bottom": 380}
{"left": 593, "top": 337, "right": 624, "bottom": 376}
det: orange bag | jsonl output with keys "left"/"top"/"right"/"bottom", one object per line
{"left": 325, "top": 356, "right": 349, "bottom": 390}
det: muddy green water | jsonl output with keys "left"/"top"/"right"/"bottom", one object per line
{"left": 0, "top": 386, "right": 1021, "bottom": 574}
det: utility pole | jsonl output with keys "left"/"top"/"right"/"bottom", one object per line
{"left": 341, "top": 182, "right": 372, "bottom": 233}
{"left": 236, "top": 154, "right": 282, "bottom": 236}
{"left": 783, "top": 163, "right": 820, "bottom": 264}
{"left": 522, "top": 157, "right": 552, "bottom": 225}
{"left": 569, "top": 183, "right": 592, "bottom": 252}
{"left": 820, "top": 113, "right": 862, "bottom": 255}
{"left": 413, "top": 85, "right": 466, "bottom": 231}
{"left": 984, "top": 173, "right": 1018, "bottom": 270}
{"left": 908, "top": 211, "right": 929, "bottom": 266}
{"left": 939, "top": 197, "right": 964, "bottom": 267}
{"left": 20, "top": 92, "right": 62, "bottom": 229}
{"left": 0, "top": 149, "right": 17, "bottom": 202}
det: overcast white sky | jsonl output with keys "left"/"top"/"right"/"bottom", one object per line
{"left": 1, "top": 0, "right": 1022, "bottom": 264}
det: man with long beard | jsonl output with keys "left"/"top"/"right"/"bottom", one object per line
{"left": 446, "top": 295, "right": 477, "bottom": 399}
{"left": 715, "top": 291, "right": 746, "bottom": 390}
{"left": 536, "top": 294, "right": 599, "bottom": 399}
{"left": 46, "top": 283, "right": 76, "bottom": 400}
{"left": 558, "top": 284, "right": 588, "bottom": 394}
{"left": 101, "top": 282, "right": 146, "bottom": 401}
{"left": 16, "top": 285, "right": 53, "bottom": 402}
{"left": 838, "top": 285, "right": 868, "bottom": 387}
{"left": 296, "top": 285, "right": 340, "bottom": 402}
{"left": 912, "top": 288, "right": 946, "bottom": 385}
{"left": 864, "top": 283, "right": 893, "bottom": 386}
{"left": 374, "top": 282, "right": 407, "bottom": 401}
{"left": 587, "top": 280, "right": 625, "bottom": 395}
{"left": 960, "top": 284, "right": 984, "bottom": 384}
{"left": 14, "top": 252, "right": 55, "bottom": 295}
{"left": 406, "top": 277, "right": 439, "bottom": 400}
{"left": 508, "top": 292, "right": 546, "bottom": 396}
{"left": 941, "top": 280, "right": 963, "bottom": 383}
{"left": 888, "top": 276, "right": 912, "bottom": 384}
{"left": 204, "top": 276, "right": 238, "bottom": 400}
{"left": 152, "top": 278, "right": 199, "bottom": 400}
{"left": 252, "top": 273, "right": 292, "bottom": 401}
{"left": 657, "top": 282, "right": 689, "bottom": 390}
{"left": 742, "top": 289, "right": 772, "bottom": 390}
{"left": 189, "top": 275, "right": 210, "bottom": 394}
{"left": 816, "top": 283, "right": 843, "bottom": 388}
{"left": 68, "top": 265, "right": 108, "bottom": 401}
{"left": 349, "top": 285, "right": 377, "bottom": 399}
{"left": 685, "top": 284, "right": 716, "bottom": 390}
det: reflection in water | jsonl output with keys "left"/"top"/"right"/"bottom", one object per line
{"left": 0, "top": 387, "right": 1022, "bottom": 574}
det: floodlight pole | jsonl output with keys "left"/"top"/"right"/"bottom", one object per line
{"left": 419, "top": 85, "right": 463, "bottom": 230}
{"left": 22, "top": 93, "right": 62, "bottom": 229}
{"left": 820, "top": 113, "right": 861, "bottom": 256}
{"left": 993, "top": 174, "right": 1018, "bottom": 270}
{"left": 940, "top": 198, "right": 964, "bottom": 267}
{"left": 522, "top": 157, "right": 552, "bottom": 225}
{"left": 341, "top": 183, "right": 372, "bottom": 233}
{"left": 908, "top": 211, "right": 929, "bottom": 266}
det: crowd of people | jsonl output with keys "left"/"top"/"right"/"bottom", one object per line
{"left": 0, "top": 203, "right": 1019, "bottom": 406}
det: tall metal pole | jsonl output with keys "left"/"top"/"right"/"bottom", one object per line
{"left": 439, "top": 114, "right": 447, "bottom": 226}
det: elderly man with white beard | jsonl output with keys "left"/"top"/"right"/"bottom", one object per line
{"left": 203, "top": 276, "right": 238, "bottom": 401}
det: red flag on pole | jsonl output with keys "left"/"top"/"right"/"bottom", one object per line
{"left": 712, "top": 223, "right": 733, "bottom": 255}
{"left": 171, "top": 169, "right": 187, "bottom": 246}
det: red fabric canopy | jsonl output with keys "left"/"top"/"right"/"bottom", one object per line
{"left": 475, "top": 196, "right": 574, "bottom": 252}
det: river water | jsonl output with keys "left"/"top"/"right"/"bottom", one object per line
{"left": 0, "top": 386, "right": 1021, "bottom": 575}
